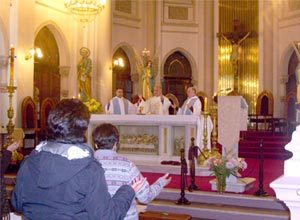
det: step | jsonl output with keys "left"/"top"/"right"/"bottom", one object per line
{"left": 146, "top": 189, "right": 289, "bottom": 220}
{"left": 239, "top": 141, "right": 287, "bottom": 148}
{"left": 147, "top": 200, "right": 289, "bottom": 220}
{"left": 238, "top": 152, "right": 292, "bottom": 160}
{"left": 242, "top": 136, "right": 291, "bottom": 142}
{"left": 239, "top": 146, "right": 288, "bottom": 153}
{"left": 242, "top": 131, "right": 289, "bottom": 137}
{"left": 155, "top": 189, "right": 287, "bottom": 210}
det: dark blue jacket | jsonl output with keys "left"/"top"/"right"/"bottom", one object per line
{"left": 12, "top": 141, "right": 135, "bottom": 220}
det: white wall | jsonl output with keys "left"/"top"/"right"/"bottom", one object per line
{"left": 273, "top": 1, "right": 300, "bottom": 117}
{"left": 0, "top": 0, "right": 97, "bottom": 127}
{"left": 112, "top": 0, "right": 215, "bottom": 100}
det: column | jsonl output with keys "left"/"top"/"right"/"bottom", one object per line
{"left": 96, "top": 0, "right": 112, "bottom": 104}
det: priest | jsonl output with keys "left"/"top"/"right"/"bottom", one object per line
{"left": 108, "top": 88, "right": 135, "bottom": 114}
{"left": 146, "top": 85, "right": 171, "bottom": 115}
{"left": 178, "top": 86, "right": 202, "bottom": 116}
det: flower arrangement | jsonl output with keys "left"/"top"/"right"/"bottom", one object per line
{"left": 84, "top": 98, "right": 102, "bottom": 114}
{"left": 205, "top": 153, "right": 247, "bottom": 192}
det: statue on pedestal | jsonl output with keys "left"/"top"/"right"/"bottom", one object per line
{"left": 77, "top": 47, "right": 92, "bottom": 101}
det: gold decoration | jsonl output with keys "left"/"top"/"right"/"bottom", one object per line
{"left": 4, "top": 47, "right": 17, "bottom": 147}
{"left": 210, "top": 104, "right": 221, "bottom": 159}
{"left": 218, "top": 0, "right": 259, "bottom": 114}
{"left": 198, "top": 104, "right": 210, "bottom": 165}
{"left": 64, "top": 0, "right": 106, "bottom": 23}
{"left": 198, "top": 146, "right": 210, "bottom": 166}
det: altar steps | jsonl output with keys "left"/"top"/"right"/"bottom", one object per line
{"left": 146, "top": 189, "right": 290, "bottom": 220}
{"left": 239, "top": 131, "right": 292, "bottom": 160}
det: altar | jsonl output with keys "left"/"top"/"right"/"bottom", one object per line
{"left": 87, "top": 114, "right": 212, "bottom": 164}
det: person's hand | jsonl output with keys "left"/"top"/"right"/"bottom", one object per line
{"left": 7, "top": 141, "right": 21, "bottom": 152}
{"left": 161, "top": 173, "right": 172, "bottom": 187}
{"left": 131, "top": 176, "right": 146, "bottom": 193}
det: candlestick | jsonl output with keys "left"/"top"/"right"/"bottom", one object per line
{"left": 9, "top": 46, "right": 15, "bottom": 86}
{"left": 204, "top": 97, "right": 208, "bottom": 112}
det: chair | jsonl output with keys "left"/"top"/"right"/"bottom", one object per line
{"left": 196, "top": 91, "right": 208, "bottom": 112}
{"left": 40, "top": 98, "right": 56, "bottom": 139}
{"left": 165, "top": 93, "right": 179, "bottom": 115}
{"left": 256, "top": 90, "right": 274, "bottom": 116}
{"left": 21, "top": 96, "right": 39, "bottom": 148}
{"left": 249, "top": 90, "right": 274, "bottom": 131}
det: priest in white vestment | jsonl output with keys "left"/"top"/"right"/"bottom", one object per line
{"left": 108, "top": 88, "right": 135, "bottom": 115}
{"left": 178, "top": 86, "right": 202, "bottom": 116}
{"left": 146, "top": 85, "right": 171, "bottom": 115}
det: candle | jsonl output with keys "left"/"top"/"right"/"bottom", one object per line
{"left": 9, "top": 46, "right": 15, "bottom": 87}
{"left": 204, "top": 97, "right": 208, "bottom": 112}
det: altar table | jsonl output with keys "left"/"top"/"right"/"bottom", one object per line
{"left": 87, "top": 114, "right": 212, "bottom": 162}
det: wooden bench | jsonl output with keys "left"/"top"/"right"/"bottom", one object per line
{"left": 139, "top": 211, "right": 192, "bottom": 220}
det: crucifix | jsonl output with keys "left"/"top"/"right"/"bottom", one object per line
{"left": 217, "top": 19, "right": 256, "bottom": 93}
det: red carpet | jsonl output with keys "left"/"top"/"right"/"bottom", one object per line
{"left": 142, "top": 157, "right": 284, "bottom": 196}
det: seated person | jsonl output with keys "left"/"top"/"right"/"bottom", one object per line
{"left": 12, "top": 99, "right": 144, "bottom": 219}
{"left": 108, "top": 88, "right": 135, "bottom": 115}
{"left": 93, "top": 123, "right": 172, "bottom": 220}
{"left": 146, "top": 85, "right": 171, "bottom": 115}
{"left": 132, "top": 94, "right": 147, "bottom": 114}
{"left": 178, "top": 86, "right": 202, "bottom": 116}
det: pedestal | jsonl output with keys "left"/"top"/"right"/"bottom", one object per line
{"left": 270, "top": 126, "right": 300, "bottom": 220}
{"left": 210, "top": 175, "right": 255, "bottom": 193}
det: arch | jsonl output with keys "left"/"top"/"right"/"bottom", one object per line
{"left": 161, "top": 48, "right": 196, "bottom": 105}
{"left": 112, "top": 42, "right": 140, "bottom": 77}
{"left": 112, "top": 47, "right": 132, "bottom": 100}
{"left": 112, "top": 42, "right": 142, "bottom": 96}
{"left": 256, "top": 90, "right": 274, "bottom": 116}
{"left": 35, "top": 21, "right": 70, "bottom": 66}
{"left": 279, "top": 44, "right": 295, "bottom": 87}
{"left": 161, "top": 47, "right": 197, "bottom": 83}
{"left": 34, "top": 26, "right": 61, "bottom": 101}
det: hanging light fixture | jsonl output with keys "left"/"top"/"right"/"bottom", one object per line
{"left": 64, "top": 0, "right": 106, "bottom": 23}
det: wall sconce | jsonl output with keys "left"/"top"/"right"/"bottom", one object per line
{"left": 25, "top": 48, "right": 43, "bottom": 60}
{"left": 113, "top": 58, "right": 124, "bottom": 68}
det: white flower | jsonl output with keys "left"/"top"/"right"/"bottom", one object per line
{"left": 225, "top": 161, "right": 235, "bottom": 169}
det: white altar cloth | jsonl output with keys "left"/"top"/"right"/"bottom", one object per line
{"left": 88, "top": 114, "right": 212, "bottom": 161}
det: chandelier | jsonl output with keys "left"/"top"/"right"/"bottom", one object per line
{"left": 64, "top": 0, "right": 106, "bottom": 23}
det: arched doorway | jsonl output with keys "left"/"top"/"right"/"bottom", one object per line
{"left": 34, "top": 26, "right": 60, "bottom": 105}
{"left": 163, "top": 51, "right": 192, "bottom": 105}
{"left": 286, "top": 51, "right": 297, "bottom": 127}
{"left": 286, "top": 51, "right": 297, "bottom": 96}
{"left": 112, "top": 48, "right": 132, "bottom": 100}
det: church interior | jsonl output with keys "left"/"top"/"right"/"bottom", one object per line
{"left": 1, "top": 0, "right": 300, "bottom": 219}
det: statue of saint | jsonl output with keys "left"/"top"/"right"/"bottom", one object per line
{"left": 142, "top": 60, "right": 155, "bottom": 99}
{"left": 77, "top": 47, "right": 92, "bottom": 101}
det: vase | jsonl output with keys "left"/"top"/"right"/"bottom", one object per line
{"left": 216, "top": 175, "right": 226, "bottom": 193}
